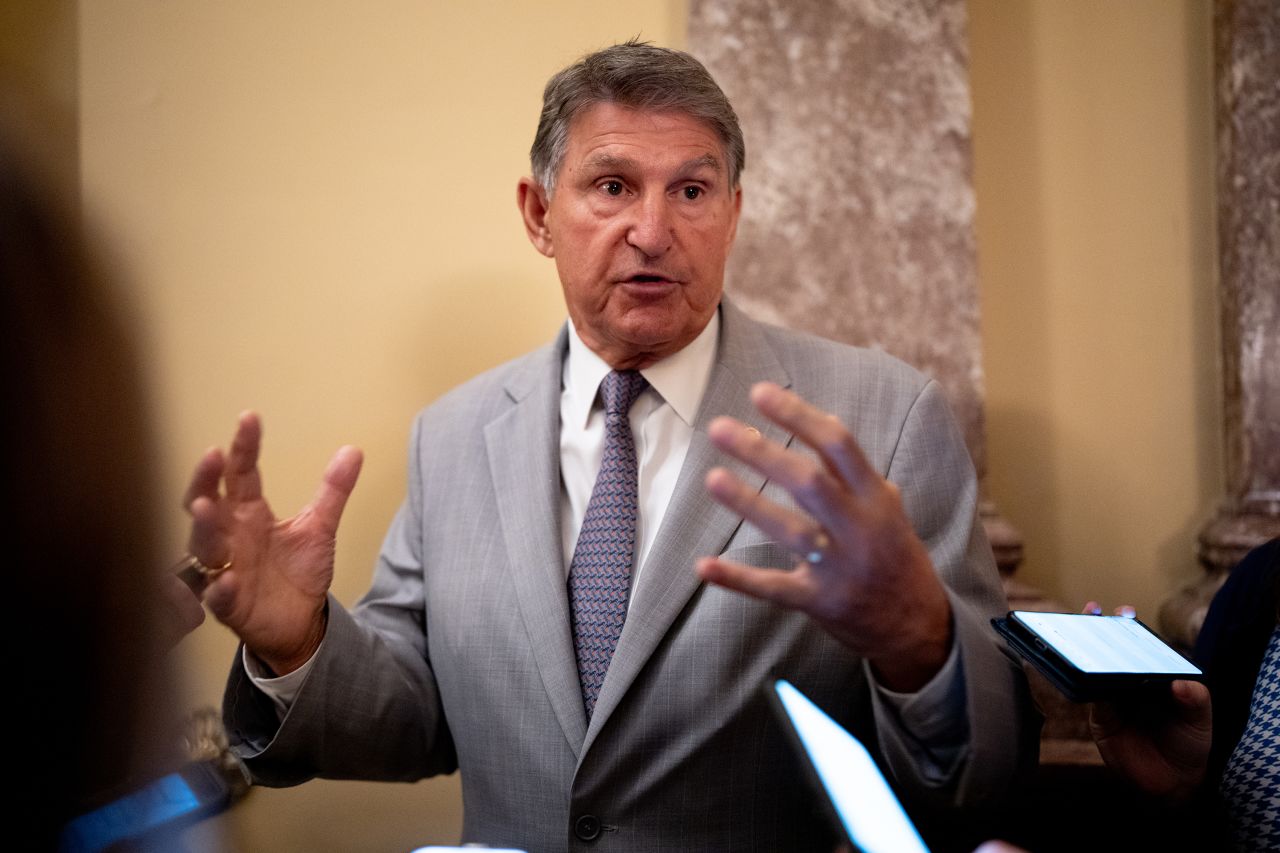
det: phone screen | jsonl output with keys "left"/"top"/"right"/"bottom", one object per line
{"left": 772, "top": 679, "right": 930, "bottom": 853}
{"left": 1011, "top": 612, "right": 1200, "bottom": 675}
{"left": 59, "top": 764, "right": 228, "bottom": 853}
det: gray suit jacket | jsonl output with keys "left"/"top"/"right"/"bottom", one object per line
{"left": 224, "top": 300, "right": 1032, "bottom": 851}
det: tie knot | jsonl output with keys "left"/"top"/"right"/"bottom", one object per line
{"left": 600, "top": 370, "right": 648, "bottom": 416}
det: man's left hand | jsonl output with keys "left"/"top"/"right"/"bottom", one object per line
{"left": 697, "top": 381, "right": 952, "bottom": 692}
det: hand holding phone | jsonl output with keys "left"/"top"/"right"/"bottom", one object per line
{"left": 992, "top": 610, "right": 1203, "bottom": 702}
{"left": 1089, "top": 678, "right": 1212, "bottom": 801}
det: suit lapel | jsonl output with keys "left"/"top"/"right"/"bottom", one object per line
{"left": 485, "top": 330, "right": 589, "bottom": 756}
{"left": 583, "top": 301, "right": 793, "bottom": 751}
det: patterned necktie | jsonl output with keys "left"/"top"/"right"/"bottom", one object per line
{"left": 568, "top": 369, "right": 649, "bottom": 718}
{"left": 1221, "top": 626, "right": 1280, "bottom": 849}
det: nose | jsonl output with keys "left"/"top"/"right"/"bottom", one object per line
{"left": 625, "top": 193, "right": 674, "bottom": 258}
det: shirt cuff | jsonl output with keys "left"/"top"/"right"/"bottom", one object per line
{"left": 243, "top": 646, "right": 317, "bottom": 721}
{"left": 868, "top": 637, "right": 969, "bottom": 785}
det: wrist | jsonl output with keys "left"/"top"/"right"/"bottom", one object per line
{"left": 869, "top": 596, "right": 953, "bottom": 692}
{"left": 253, "top": 602, "right": 329, "bottom": 677}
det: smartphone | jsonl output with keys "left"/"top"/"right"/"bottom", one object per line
{"left": 992, "top": 610, "right": 1204, "bottom": 702}
{"left": 59, "top": 761, "right": 232, "bottom": 853}
{"left": 766, "top": 678, "right": 930, "bottom": 853}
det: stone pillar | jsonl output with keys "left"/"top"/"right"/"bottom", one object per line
{"left": 1161, "top": 0, "right": 1280, "bottom": 649}
{"left": 688, "top": 0, "right": 1024, "bottom": 576}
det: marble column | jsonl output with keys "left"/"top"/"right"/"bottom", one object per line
{"left": 1161, "top": 0, "right": 1280, "bottom": 648}
{"left": 688, "top": 0, "right": 1024, "bottom": 575}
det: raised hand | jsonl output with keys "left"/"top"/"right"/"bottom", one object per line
{"left": 183, "top": 412, "right": 363, "bottom": 674}
{"left": 697, "top": 382, "right": 952, "bottom": 692}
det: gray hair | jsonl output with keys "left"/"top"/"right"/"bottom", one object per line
{"left": 530, "top": 40, "right": 745, "bottom": 193}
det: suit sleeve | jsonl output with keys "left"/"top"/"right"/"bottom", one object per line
{"left": 870, "top": 379, "right": 1039, "bottom": 807}
{"left": 222, "top": 414, "right": 458, "bottom": 786}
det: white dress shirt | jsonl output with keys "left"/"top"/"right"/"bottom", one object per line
{"left": 558, "top": 313, "right": 719, "bottom": 591}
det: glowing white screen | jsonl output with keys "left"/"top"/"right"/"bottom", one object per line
{"left": 1013, "top": 612, "right": 1201, "bottom": 675}
{"left": 775, "top": 680, "right": 930, "bottom": 853}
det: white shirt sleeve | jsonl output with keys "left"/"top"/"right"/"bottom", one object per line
{"left": 243, "top": 645, "right": 318, "bottom": 720}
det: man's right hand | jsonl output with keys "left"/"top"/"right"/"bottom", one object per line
{"left": 183, "top": 412, "right": 363, "bottom": 675}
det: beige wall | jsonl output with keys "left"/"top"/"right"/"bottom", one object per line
{"left": 16, "top": 0, "right": 1216, "bottom": 848}
{"left": 77, "top": 2, "right": 686, "bottom": 850}
{"left": 971, "top": 0, "right": 1221, "bottom": 619}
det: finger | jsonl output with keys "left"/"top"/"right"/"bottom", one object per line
{"left": 1170, "top": 680, "right": 1212, "bottom": 727}
{"left": 202, "top": 568, "right": 241, "bottom": 622}
{"left": 158, "top": 573, "right": 207, "bottom": 650}
{"left": 974, "top": 843, "right": 1029, "bottom": 853}
{"left": 749, "top": 382, "right": 879, "bottom": 496}
{"left": 707, "top": 416, "right": 853, "bottom": 533}
{"left": 162, "top": 572, "right": 207, "bottom": 634}
{"left": 309, "top": 445, "right": 364, "bottom": 534}
{"left": 1083, "top": 601, "right": 1103, "bottom": 615}
{"left": 182, "top": 447, "right": 225, "bottom": 512}
{"left": 224, "top": 411, "right": 264, "bottom": 503}
{"left": 1088, "top": 700, "right": 1121, "bottom": 738}
{"left": 705, "top": 467, "right": 826, "bottom": 557}
{"left": 696, "top": 555, "right": 811, "bottom": 611}
{"left": 188, "top": 496, "right": 232, "bottom": 567}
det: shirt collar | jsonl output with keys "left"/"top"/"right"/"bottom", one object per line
{"left": 563, "top": 309, "right": 721, "bottom": 430}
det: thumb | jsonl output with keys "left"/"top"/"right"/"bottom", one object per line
{"left": 1088, "top": 699, "right": 1122, "bottom": 740}
{"left": 1170, "top": 679, "right": 1212, "bottom": 730}
{"left": 311, "top": 445, "right": 364, "bottom": 533}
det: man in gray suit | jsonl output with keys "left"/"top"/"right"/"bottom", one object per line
{"left": 185, "top": 42, "right": 1032, "bottom": 851}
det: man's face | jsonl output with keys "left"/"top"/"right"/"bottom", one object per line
{"left": 519, "top": 103, "right": 742, "bottom": 369}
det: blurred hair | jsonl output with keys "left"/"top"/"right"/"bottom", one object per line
{"left": 529, "top": 39, "right": 745, "bottom": 193}
{"left": 0, "top": 98, "right": 166, "bottom": 847}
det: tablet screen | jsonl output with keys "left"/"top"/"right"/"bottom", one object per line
{"left": 1011, "top": 612, "right": 1200, "bottom": 675}
{"left": 772, "top": 679, "right": 930, "bottom": 853}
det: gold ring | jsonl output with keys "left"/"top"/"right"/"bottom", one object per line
{"left": 202, "top": 556, "right": 233, "bottom": 576}
{"left": 174, "top": 553, "right": 232, "bottom": 578}
{"left": 805, "top": 531, "right": 830, "bottom": 565}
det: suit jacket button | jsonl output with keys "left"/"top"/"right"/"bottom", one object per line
{"left": 574, "top": 814, "right": 601, "bottom": 841}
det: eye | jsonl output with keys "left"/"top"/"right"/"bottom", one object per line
{"left": 682, "top": 185, "right": 704, "bottom": 200}
{"left": 600, "top": 180, "right": 624, "bottom": 196}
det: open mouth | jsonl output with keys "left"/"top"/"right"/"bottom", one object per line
{"left": 626, "top": 274, "right": 675, "bottom": 284}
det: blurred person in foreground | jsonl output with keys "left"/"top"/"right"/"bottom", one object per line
{"left": 186, "top": 41, "right": 1035, "bottom": 850}
{"left": 0, "top": 102, "right": 205, "bottom": 849}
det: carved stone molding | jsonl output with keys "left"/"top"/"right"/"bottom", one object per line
{"left": 688, "top": 0, "right": 1024, "bottom": 578}
{"left": 1162, "top": 0, "right": 1280, "bottom": 648}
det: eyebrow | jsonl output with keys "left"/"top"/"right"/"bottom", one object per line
{"left": 580, "top": 152, "right": 724, "bottom": 177}
{"left": 679, "top": 154, "right": 723, "bottom": 175}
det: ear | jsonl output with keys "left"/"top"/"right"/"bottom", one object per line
{"left": 725, "top": 185, "right": 743, "bottom": 251}
{"left": 517, "top": 177, "right": 555, "bottom": 258}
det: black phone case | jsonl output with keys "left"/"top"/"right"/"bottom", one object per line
{"left": 991, "top": 613, "right": 1204, "bottom": 703}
